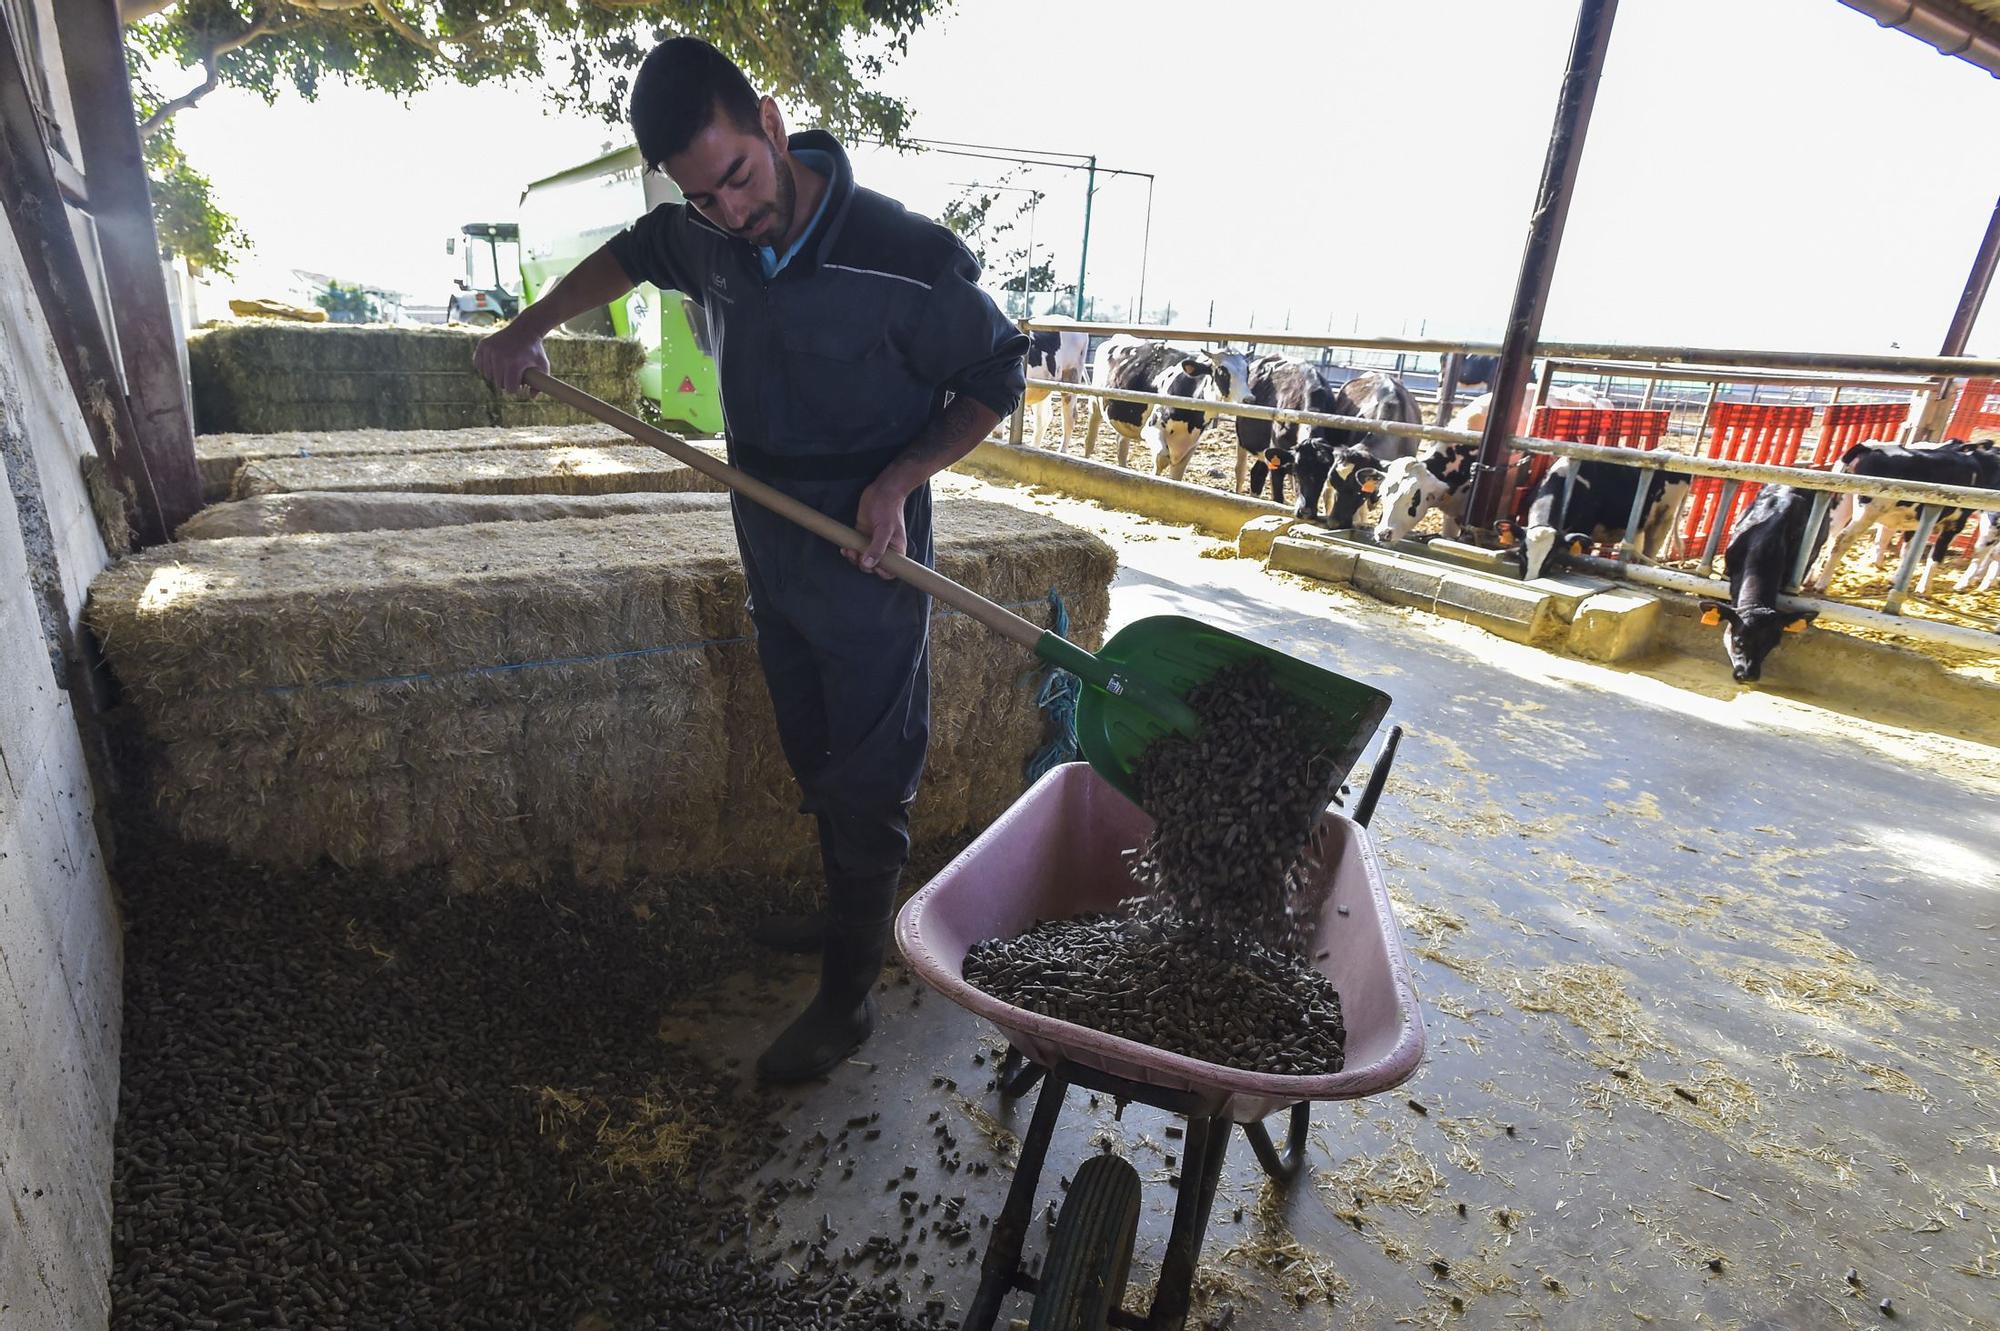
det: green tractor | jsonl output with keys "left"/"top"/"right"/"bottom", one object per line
{"left": 445, "top": 222, "right": 521, "bottom": 325}
{"left": 515, "top": 146, "right": 724, "bottom": 435}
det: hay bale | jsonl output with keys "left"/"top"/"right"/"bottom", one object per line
{"left": 194, "top": 424, "right": 635, "bottom": 502}
{"left": 86, "top": 499, "right": 1115, "bottom": 884}
{"left": 179, "top": 490, "right": 733, "bottom": 540}
{"left": 229, "top": 445, "right": 721, "bottom": 500}
{"left": 187, "top": 323, "right": 642, "bottom": 435}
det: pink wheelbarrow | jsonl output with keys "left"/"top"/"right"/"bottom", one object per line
{"left": 895, "top": 729, "right": 1423, "bottom": 1331}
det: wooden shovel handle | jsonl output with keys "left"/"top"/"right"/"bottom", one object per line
{"left": 522, "top": 369, "right": 1048, "bottom": 653}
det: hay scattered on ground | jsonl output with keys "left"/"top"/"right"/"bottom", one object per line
{"left": 1316, "top": 1139, "right": 1448, "bottom": 1215}
{"left": 194, "top": 423, "right": 640, "bottom": 501}
{"left": 949, "top": 1096, "right": 1019, "bottom": 1164}
{"left": 87, "top": 498, "right": 1115, "bottom": 884}
{"left": 531, "top": 1083, "right": 714, "bottom": 1183}
{"left": 230, "top": 444, "right": 713, "bottom": 499}
{"left": 180, "top": 490, "right": 731, "bottom": 540}
{"left": 1507, "top": 962, "right": 1666, "bottom": 1056}
{"left": 189, "top": 323, "right": 642, "bottom": 435}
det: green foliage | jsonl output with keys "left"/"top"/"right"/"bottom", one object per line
{"left": 128, "top": 55, "right": 250, "bottom": 275}
{"left": 942, "top": 173, "right": 1071, "bottom": 317}
{"left": 315, "top": 281, "right": 380, "bottom": 323}
{"left": 124, "top": 1, "right": 947, "bottom": 142}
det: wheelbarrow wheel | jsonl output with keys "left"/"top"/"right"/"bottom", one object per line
{"left": 1027, "top": 1154, "right": 1143, "bottom": 1331}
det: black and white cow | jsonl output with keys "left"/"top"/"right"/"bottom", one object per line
{"left": 1699, "top": 484, "right": 1821, "bottom": 683}
{"left": 1917, "top": 439, "right": 2000, "bottom": 594}
{"left": 1801, "top": 440, "right": 1990, "bottom": 595}
{"left": 1022, "top": 329, "right": 1089, "bottom": 449}
{"left": 1292, "top": 371, "right": 1423, "bottom": 525}
{"left": 1234, "top": 354, "right": 1329, "bottom": 506}
{"left": 1088, "top": 335, "right": 1252, "bottom": 478}
{"left": 1519, "top": 459, "right": 1690, "bottom": 582}
{"left": 1370, "top": 438, "right": 1482, "bottom": 545}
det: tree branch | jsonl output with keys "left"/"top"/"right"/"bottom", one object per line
{"left": 368, "top": 1, "right": 438, "bottom": 54}
{"left": 137, "top": 10, "right": 273, "bottom": 138}
{"left": 138, "top": 55, "right": 217, "bottom": 136}
{"left": 121, "top": 0, "right": 178, "bottom": 23}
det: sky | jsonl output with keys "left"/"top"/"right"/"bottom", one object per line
{"left": 166, "top": 0, "right": 2000, "bottom": 354}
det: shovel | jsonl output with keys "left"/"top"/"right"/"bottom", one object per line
{"left": 522, "top": 369, "right": 1390, "bottom": 802}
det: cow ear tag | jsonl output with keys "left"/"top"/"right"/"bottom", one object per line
{"left": 1783, "top": 617, "right": 1810, "bottom": 633}
{"left": 1700, "top": 607, "right": 1722, "bottom": 627}
{"left": 1361, "top": 478, "right": 1379, "bottom": 493}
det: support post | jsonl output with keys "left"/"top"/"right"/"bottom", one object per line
{"left": 1883, "top": 504, "right": 1941, "bottom": 615}
{"left": 1435, "top": 352, "right": 1463, "bottom": 426}
{"left": 55, "top": 0, "right": 202, "bottom": 538}
{"left": 1915, "top": 193, "right": 2000, "bottom": 440}
{"left": 1074, "top": 154, "right": 1096, "bottom": 319}
{"left": 1464, "top": 0, "right": 1621, "bottom": 536}
{"left": 1789, "top": 489, "right": 1834, "bottom": 591}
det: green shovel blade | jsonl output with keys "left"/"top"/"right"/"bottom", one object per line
{"left": 1055, "top": 614, "right": 1392, "bottom": 806}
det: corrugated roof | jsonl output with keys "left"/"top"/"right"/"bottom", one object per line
{"left": 1841, "top": 0, "right": 2000, "bottom": 77}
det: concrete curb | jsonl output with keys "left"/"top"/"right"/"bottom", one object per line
{"left": 957, "top": 441, "right": 1287, "bottom": 538}
{"left": 954, "top": 440, "right": 2000, "bottom": 733}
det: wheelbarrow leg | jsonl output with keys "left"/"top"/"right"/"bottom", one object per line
{"left": 962, "top": 1065, "right": 1071, "bottom": 1331}
{"left": 997, "top": 1044, "right": 1047, "bottom": 1100}
{"left": 1145, "top": 1114, "right": 1232, "bottom": 1331}
{"left": 1240, "top": 1102, "right": 1311, "bottom": 1181}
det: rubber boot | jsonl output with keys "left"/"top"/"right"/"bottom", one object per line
{"left": 757, "top": 867, "right": 898, "bottom": 1083}
{"left": 748, "top": 910, "right": 826, "bottom": 954}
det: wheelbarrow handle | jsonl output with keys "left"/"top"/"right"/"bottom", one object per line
{"left": 523, "top": 368, "right": 1050, "bottom": 654}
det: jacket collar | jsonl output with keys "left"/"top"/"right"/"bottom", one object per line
{"left": 780, "top": 129, "right": 854, "bottom": 277}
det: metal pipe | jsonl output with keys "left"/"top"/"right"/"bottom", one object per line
{"left": 1023, "top": 316, "right": 2000, "bottom": 379}
{"left": 1563, "top": 552, "right": 2000, "bottom": 654}
{"left": 1940, "top": 194, "right": 2000, "bottom": 356}
{"left": 1135, "top": 174, "right": 1155, "bottom": 321}
{"left": 1790, "top": 490, "right": 1835, "bottom": 592}
{"left": 1696, "top": 479, "right": 1739, "bottom": 577}
{"left": 1618, "top": 472, "right": 1650, "bottom": 562}
{"left": 1541, "top": 358, "right": 1929, "bottom": 391}
{"left": 1883, "top": 504, "right": 1944, "bottom": 614}
{"left": 1074, "top": 154, "right": 1096, "bottom": 319}
{"left": 1047, "top": 378, "right": 2000, "bottom": 509}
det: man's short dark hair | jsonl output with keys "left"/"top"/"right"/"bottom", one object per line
{"left": 630, "top": 37, "right": 764, "bottom": 170}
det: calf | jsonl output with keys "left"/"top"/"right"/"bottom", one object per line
{"left": 1087, "top": 337, "right": 1250, "bottom": 477}
{"left": 1802, "top": 441, "right": 1987, "bottom": 594}
{"left": 1293, "top": 371, "right": 1422, "bottom": 524}
{"left": 1021, "top": 329, "right": 1089, "bottom": 449}
{"left": 1955, "top": 511, "right": 2000, "bottom": 593}
{"left": 1520, "top": 459, "right": 1690, "bottom": 581}
{"left": 1371, "top": 437, "right": 1481, "bottom": 545}
{"left": 1698, "top": 484, "right": 1820, "bottom": 683}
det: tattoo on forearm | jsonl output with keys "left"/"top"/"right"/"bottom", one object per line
{"left": 894, "top": 395, "right": 999, "bottom": 475}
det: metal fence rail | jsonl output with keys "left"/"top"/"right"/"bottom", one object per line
{"left": 1005, "top": 375, "right": 2000, "bottom": 650}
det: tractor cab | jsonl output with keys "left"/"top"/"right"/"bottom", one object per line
{"left": 445, "top": 222, "right": 521, "bottom": 325}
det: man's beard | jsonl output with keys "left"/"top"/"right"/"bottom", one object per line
{"left": 745, "top": 141, "right": 797, "bottom": 246}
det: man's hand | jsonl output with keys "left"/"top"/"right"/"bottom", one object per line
{"left": 846, "top": 476, "right": 912, "bottom": 580}
{"left": 472, "top": 323, "right": 551, "bottom": 397}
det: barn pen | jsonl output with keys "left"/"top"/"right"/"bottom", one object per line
{"left": 8, "top": 3, "right": 2000, "bottom": 1331}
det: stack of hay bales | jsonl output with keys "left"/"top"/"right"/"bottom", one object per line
{"left": 179, "top": 491, "right": 732, "bottom": 541}
{"left": 187, "top": 323, "right": 642, "bottom": 434}
{"left": 87, "top": 501, "right": 1116, "bottom": 885}
{"left": 194, "top": 423, "right": 636, "bottom": 502}
{"left": 229, "top": 444, "right": 721, "bottom": 500}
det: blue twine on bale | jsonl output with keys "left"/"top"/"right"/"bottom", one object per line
{"left": 1025, "top": 588, "right": 1082, "bottom": 783}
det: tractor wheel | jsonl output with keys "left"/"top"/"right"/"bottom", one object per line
{"left": 464, "top": 311, "right": 499, "bottom": 327}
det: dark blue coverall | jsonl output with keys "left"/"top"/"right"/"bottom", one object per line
{"left": 607, "top": 131, "right": 1028, "bottom": 1071}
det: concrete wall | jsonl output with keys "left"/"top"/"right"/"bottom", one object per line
{"left": 0, "top": 5, "right": 122, "bottom": 1325}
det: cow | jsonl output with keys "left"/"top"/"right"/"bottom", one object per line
{"left": 1519, "top": 458, "right": 1691, "bottom": 582}
{"left": 1087, "top": 336, "right": 1251, "bottom": 478}
{"left": 1801, "top": 440, "right": 1989, "bottom": 595}
{"left": 1292, "top": 371, "right": 1424, "bottom": 525}
{"left": 1698, "top": 484, "right": 1821, "bottom": 683}
{"left": 1022, "top": 329, "right": 1089, "bottom": 449}
{"left": 1233, "top": 354, "right": 1318, "bottom": 505}
{"left": 1954, "top": 511, "right": 2000, "bottom": 593}
{"left": 1916, "top": 439, "right": 2000, "bottom": 594}
{"left": 1369, "top": 385, "right": 1615, "bottom": 547}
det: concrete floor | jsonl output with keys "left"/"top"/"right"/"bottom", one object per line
{"left": 693, "top": 476, "right": 2000, "bottom": 1331}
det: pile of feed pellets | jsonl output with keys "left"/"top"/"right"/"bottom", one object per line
{"left": 963, "top": 662, "right": 1354, "bottom": 1075}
